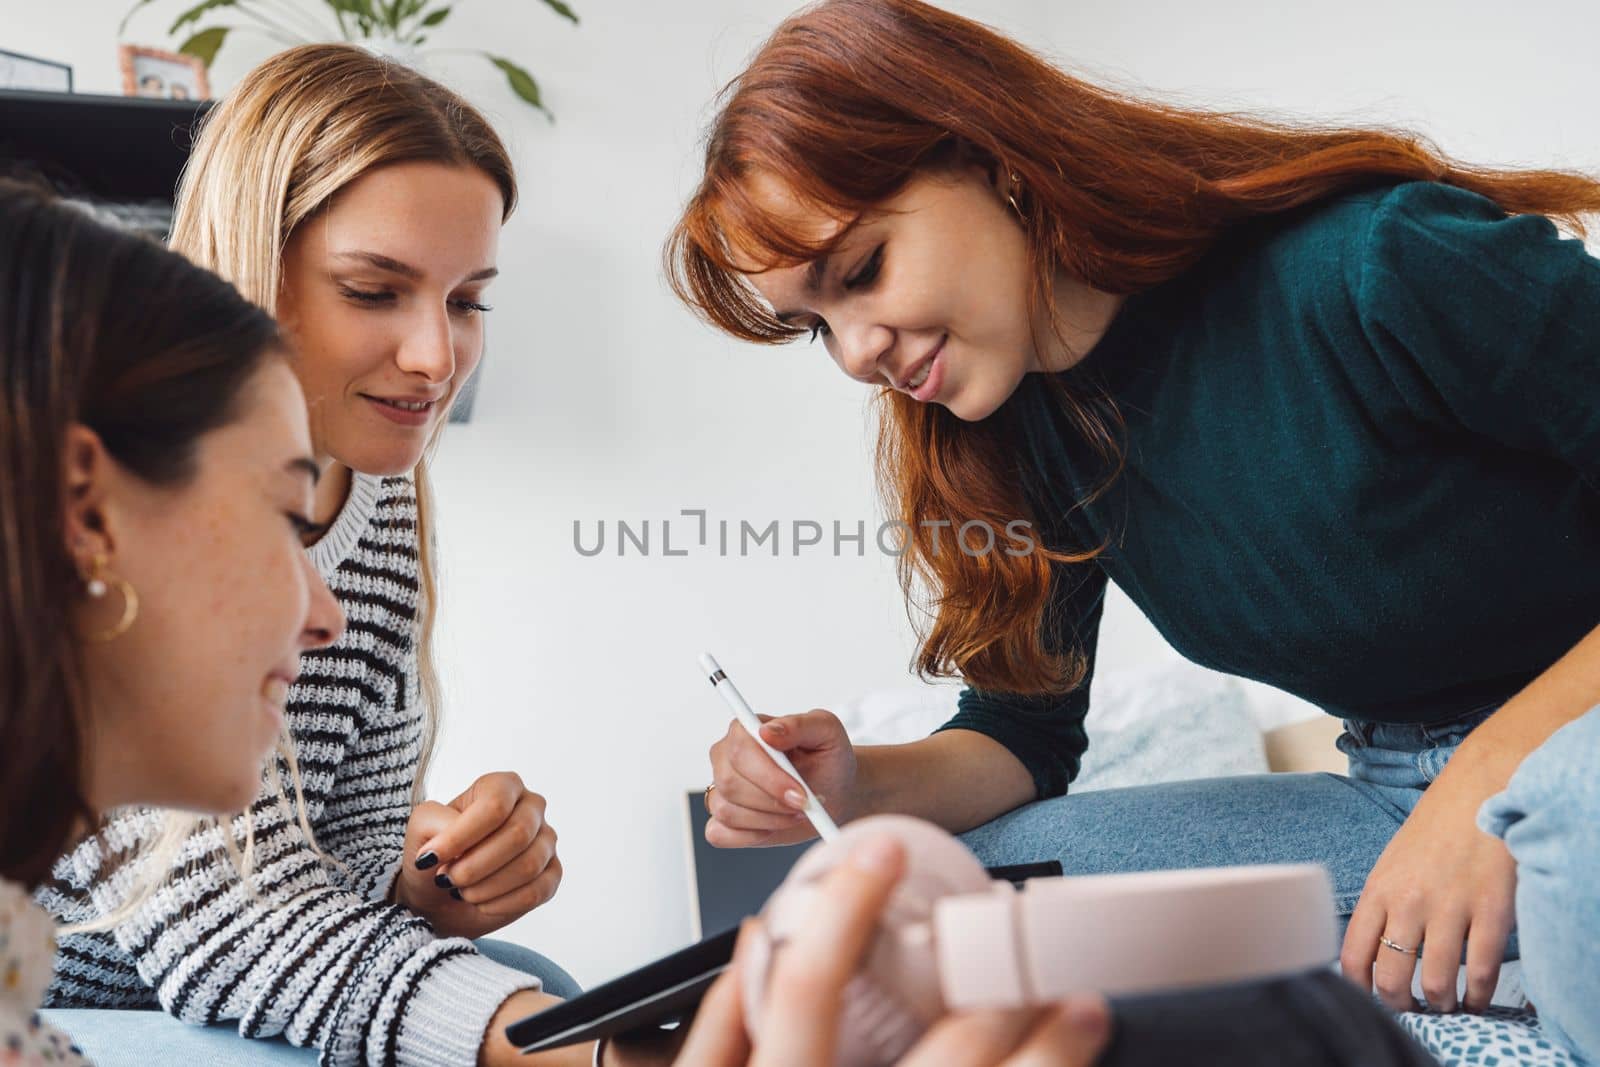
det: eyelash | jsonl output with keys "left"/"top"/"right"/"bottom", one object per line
{"left": 289, "top": 513, "right": 327, "bottom": 539}
{"left": 805, "top": 243, "right": 885, "bottom": 344}
{"left": 338, "top": 286, "right": 494, "bottom": 316}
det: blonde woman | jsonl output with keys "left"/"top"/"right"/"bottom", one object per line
{"left": 0, "top": 179, "right": 343, "bottom": 1062}
{"left": 39, "top": 47, "right": 598, "bottom": 1067}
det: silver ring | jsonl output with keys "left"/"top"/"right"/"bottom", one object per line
{"left": 1379, "top": 935, "right": 1420, "bottom": 956}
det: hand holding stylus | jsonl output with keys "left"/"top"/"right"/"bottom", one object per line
{"left": 706, "top": 699, "right": 861, "bottom": 848}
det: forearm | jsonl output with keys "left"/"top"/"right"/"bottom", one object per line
{"left": 478, "top": 991, "right": 590, "bottom": 1067}
{"left": 851, "top": 729, "right": 1035, "bottom": 833}
{"left": 1446, "top": 622, "right": 1600, "bottom": 789}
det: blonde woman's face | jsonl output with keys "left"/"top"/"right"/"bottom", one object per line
{"left": 76, "top": 359, "right": 346, "bottom": 814}
{"left": 278, "top": 161, "right": 503, "bottom": 474}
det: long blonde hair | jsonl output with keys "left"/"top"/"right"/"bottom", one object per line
{"left": 171, "top": 43, "right": 519, "bottom": 803}
{"left": 60, "top": 47, "right": 518, "bottom": 932}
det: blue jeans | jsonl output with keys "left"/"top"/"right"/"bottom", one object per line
{"left": 40, "top": 938, "right": 581, "bottom": 1066}
{"left": 959, "top": 704, "right": 1600, "bottom": 1062}
{"left": 1477, "top": 706, "right": 1600, "bottom": 1061}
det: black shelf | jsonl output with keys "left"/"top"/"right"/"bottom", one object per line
{"left": 0, "top": 89, "right": 212, "bottom": 202}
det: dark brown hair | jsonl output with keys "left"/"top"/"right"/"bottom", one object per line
{"left": 0, "top": 178, "right": 281, "bottom": 886}
{"left": 667, "top": 0, "right": 1600, "bottom": 695}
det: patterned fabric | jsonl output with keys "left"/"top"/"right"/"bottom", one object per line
{"left": 1, "top": 879, "right": 88, "bottom": 1065}
{"left": 1398, "top": 1008, "right": 1579, "bottom": 1067}
{"left": 35, "top": 473, "right": 540, "bottom": 1066}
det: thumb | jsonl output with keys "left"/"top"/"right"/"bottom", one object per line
{"left": 760, "top": 710, "right": 843, "bottom": 752}
{"left": 407, "top": 800, "right": 456, "bottom": 857}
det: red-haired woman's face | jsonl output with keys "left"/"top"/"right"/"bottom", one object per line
{"left": 745, "top": 167, "right": 1117, "bottom": 421}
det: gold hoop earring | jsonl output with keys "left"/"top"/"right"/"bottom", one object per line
{"left": 84, "top": 553, "right": 138, "bottom": 643}
{"left": 1005, "top": 172, "right": 1026, "bottom": 222}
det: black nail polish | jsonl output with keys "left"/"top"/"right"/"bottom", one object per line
{"left": 450, "top": 888, "right": 463, "bottom": 901}
{"left": 415, "top": 851, "right": 438, "bottom": 871}
{"left": 434, "top": 873, "right": 453, "bottom": 889}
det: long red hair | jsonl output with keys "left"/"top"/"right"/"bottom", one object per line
{"left": 666, "top": 0, "right": 1600, "bottom": 695}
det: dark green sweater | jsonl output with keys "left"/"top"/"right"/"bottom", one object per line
{"left": 940, "top": 181, "right": 1600, "bottom": 799}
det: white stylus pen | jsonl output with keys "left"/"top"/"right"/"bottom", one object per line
{"left": 699, "top": 652, "right": 841, "bottom": 842}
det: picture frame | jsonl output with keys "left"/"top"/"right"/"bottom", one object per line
{"left": 0, "top": 47, "right": 73, "bottom": 92}
{"left": 119, "top": 44, "right": 210, "bottom": 101}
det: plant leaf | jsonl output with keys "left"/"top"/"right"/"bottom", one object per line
{"left": 537, "top": 0, "right": 579, "bottom": 25}
{"left": 170, "top": 0, "right": 237, "bottom": 35}
{"left": 119, "top": 0, "right": 161, "bottom": 36}
{"left": 420, "top": 6, "right": 450, "bottom": 27}
{"left": 178, "top": 25, "right": 231, "bottom": 67}
{"left": 486, "top": 54, "right": 551, "bottom": 117}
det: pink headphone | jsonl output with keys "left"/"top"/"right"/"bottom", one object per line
{"left": 741, "top": 815, "right": 1336, "bottom": 1067}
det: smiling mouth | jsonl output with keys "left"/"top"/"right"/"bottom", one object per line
{"left": 898, "top": 335, "right": 946, "bottom": 394}
{"left": 370, "top": 397, "right": 433, "bottom": 412}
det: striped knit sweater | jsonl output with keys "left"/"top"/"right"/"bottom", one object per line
{"left": 37, "top": 472, "right": 540, "bottom": 1066}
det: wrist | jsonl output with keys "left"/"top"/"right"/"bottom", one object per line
{"left": 1438, "top": 732, "right": 1520, "bottom": 796}
{"left": 847, "top": 745, "right": 892, "bottom": 821}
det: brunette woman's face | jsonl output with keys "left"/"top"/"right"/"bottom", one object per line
{"left": 277, "top": 161, "right": 503, "bottom": 475}
{"left": 70, "top": 358, "right": 346, "bottom": 814}
{"left": 744, "top": 167, "right": 1045, "bottom": 422}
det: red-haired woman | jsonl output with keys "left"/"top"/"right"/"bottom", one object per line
{"left": 670, "top": 1, "right": 1600, "bottom": 1061}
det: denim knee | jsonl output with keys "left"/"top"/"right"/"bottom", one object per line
{"left": 473, "top": 938, "right": 583, "bottom": 1000}
{"left": 1479, "top": 703, "right": 1600, "bottom": 840}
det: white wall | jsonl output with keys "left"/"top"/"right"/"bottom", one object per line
{"left": 7, "top": 0, "right": 1597, "bottom": 986}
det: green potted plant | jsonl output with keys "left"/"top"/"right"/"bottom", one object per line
{"left": 119, "top": 0, "right": 576, "bottom": 117}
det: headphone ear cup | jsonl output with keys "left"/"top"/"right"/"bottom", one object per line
{"left": 741, "top": 815, "right": 992, "bottom": 1067}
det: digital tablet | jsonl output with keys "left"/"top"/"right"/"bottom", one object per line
{"left": 506, "top": 859, "right": 1063, "bottom": 1053}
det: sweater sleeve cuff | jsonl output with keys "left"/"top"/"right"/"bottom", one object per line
{"left": 393, "top": 950, "right": 542, "bottom": 1067}
{"left": 937, "top": 688, "right": 1089, "bottom": 801}
{"left": 372, "top": 853, "right": 405, "bottom": 904}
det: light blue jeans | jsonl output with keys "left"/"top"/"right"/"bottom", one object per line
{"left": 959, "top": 703, "right": 1600, "bottom": 1063}
{"left": 41, "top": 938, "right": 581, "bottom": 1066}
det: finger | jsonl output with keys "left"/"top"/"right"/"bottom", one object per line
{"left": 1462, "top": 904, "right": 1514, "bottom": 1013}
{"left": 709, "top": 798, "right": 808, "bottom": 834}
{"left": 896, "top": 1009, "right": 1042, "bottom": 1067}
{"left": 455, "top": 824, "right": 558, "bottom": 901}
{"left": 758, "top": 709, "right": 842, "bottom": 753}
{"left": 669, "top": 971, "right": 750, "bottom": 1067}
{"left": 754, "top": 835, "right": 906, "bottom": 1066}
{"left": 728, "top": 728, "right": 809, "bottom": 809}
{"left": 424, "top": 779, "right": 539, "bottom": 865}
{"left": 674, "top": 923, "right": 760, "bottom": 1067}
{"left": 1339, "top": 897, "right": 1386, "bottom": 991}
{"left": 441, "top": 794, "right": 548, "bottom": 887}
{"left": 1372, "top": 916, "right": 1426, "bottom": 1013}
{"left": 715, "top": 763, "right": 805, "bottom": 818}
{"left": 704, "top": 819, "right": 780, "bottom": 849}
{"left": 1003, "top": 998, "right": 1113, "bottom": 1067}
{"left": 473, "top": 858, "right": 564, "bottom": 919}
{"left": 407, "top": 801, "right": 457, "bottom": 868}
{"left": 1418, "top": 912, "right": 1469, "bottom": 1012}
